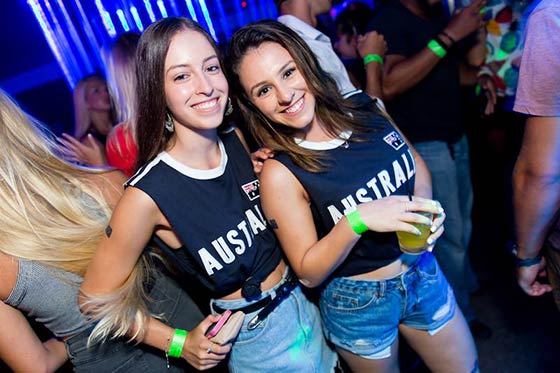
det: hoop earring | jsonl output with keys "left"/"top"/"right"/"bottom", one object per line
{"left": 164, "top": 112, "right": 174, "bottom": 132}
{"left": 225, "top": 97, "right": 233, "bottom": 117}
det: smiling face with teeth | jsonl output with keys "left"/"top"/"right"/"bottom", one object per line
{"left": 238, "top": 42, "right": 321, "bottom": 138}
{"left": 164, "top": 29, "right": 228, "bottom": 134}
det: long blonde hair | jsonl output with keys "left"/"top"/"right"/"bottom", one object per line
{"left": 103, "top": 32, "right": 141, "bottom": 160}
{"left": 0, "top": 89, "right": 111, "bottom": 274}
{"left": 0, "top": 89, "right": 155, "bottom": 342}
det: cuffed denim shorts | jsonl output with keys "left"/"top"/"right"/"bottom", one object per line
{"left": 211, "top": 269, "right": 338, "bottom": 372}
{"left": 320, "top": 252, "right": 456, "bottom": 359}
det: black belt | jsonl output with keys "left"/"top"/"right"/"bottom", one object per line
{"left": 213, "top": 271, "right": 298, "bottom": 330}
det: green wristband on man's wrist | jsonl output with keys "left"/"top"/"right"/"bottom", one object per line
{"left": 346, "top": 209, "right": 369, "bottom": 235}
{"left": 427, "top": 39, "right": 447, "bottom": 58}
{"left": 363, "top": 54, "right": 384, "bottom": 66}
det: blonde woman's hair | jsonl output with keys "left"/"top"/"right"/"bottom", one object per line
{"left": 73, "top": 75, "right": 110, "bottom": 140}
{"left": 0, "top": 88, "right": 111, "bottom": 274}
{"left": 103, "top": 32, "right": 141, "bottom": 158}
{"left": 0, "top": 89, "right": 155, "bottom": 343}
{"left": 104, "top": 32, "right": 140, "bottom": 126}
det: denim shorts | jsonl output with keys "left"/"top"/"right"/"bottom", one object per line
{"left": 211, "top": 269, "right": 338, "bottom": 372}
{"left": 320, "top": 252, "right": 456, "bottom": 359}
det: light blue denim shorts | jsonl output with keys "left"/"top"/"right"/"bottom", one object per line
{"left": 320, "top": 252, "right": 456, "bottom": 359}
{"left": 211, "top": 269, "right": 338, "bottom": 372}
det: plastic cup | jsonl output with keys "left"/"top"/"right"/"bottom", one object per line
{"left": 396, "top": 211, "right": 433, "bottom": 255}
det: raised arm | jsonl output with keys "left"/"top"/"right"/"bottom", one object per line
{"left": 0, "top": 302, "right": 68, "bottom": 373}
{"left": 259, "top": 159, "right": 441, "bottom": 288}
{"left": 357, "top": 31, "right": 387, "bottom": 100}
{"left": 381, "top": 0, "right": 484, "bottom": 100}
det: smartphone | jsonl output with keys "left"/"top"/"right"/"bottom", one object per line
{"left": 205, "top": 310, "right": 232, "bottom": 339}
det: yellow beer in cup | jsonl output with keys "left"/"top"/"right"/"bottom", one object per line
{"left": 396, "top": 211, "right": 433, "bottom": 255}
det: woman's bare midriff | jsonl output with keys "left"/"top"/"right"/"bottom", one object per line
{"left": 220, "top": 260, "right": 287, "bottom": 300}
{"left": 349, "top": 254, "right": 416, "bottom": 281}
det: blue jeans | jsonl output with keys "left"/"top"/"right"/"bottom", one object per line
{"left": 66, "top": 272, "right": 204, "bottom": 372}
{"left": 413, "top": 136, "right": 477, "bottom": 321}
{"left": 320, "top": 252, "right": 456, "bottom": 358}
{"left": 210, "top": 271, "right": 337, "bottom": 373}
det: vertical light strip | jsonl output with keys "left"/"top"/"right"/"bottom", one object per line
{"left": 116, "top": 9, "right": 130, "bottom": 31}
{"left": 143, "top": 0, "right": 156, "bottom": 22}
{"left": 130, "top": 6, "right": 144, "bottom": 30}
{"left": 95, "top": 0, "right": 116, "bottom": 36}
{"left": 27, "top": 0, "right": 75, "bottom": 87}
{"left": 157, "top": 0, "right": 168, "bottom": 17}
{"left": 72, "top": 0, "right": 105, "bottom": 68}
{"left": 184, "top": 0, "right": 198, "bottom": 22}
{"left": 197, "top": 0, "right": 216, "bottom": 40}
{"left": 43, "top": 0, "right": 82, "bottom": 84}
{"left": 55, "top": 0, "right": 93, "bottom": 72}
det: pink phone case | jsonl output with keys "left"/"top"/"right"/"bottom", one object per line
{"left": 205, "top": 309, "right": 232, "bottom": 339}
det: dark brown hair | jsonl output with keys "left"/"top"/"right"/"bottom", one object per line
{"left": 227, "top": 20, "right": 372, "bottom": 173}
{"left": 135, "top": 17, "right": 221, "bottom": 170}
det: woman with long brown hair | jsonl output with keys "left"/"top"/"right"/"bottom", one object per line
{"left": 227, "top": 20, "right": 478, "bottom": 373}
{"left": 80, "top": 17, "right": 336, "bottom": 372}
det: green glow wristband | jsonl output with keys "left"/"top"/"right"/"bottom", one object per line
{"left": 346, "top": 209, "right": 368, "bottom": 235}
{"left": 427, "top": 39, "right": 447, "bottom": 58}
{"left": 168, "top": 329, "right": 187, "bottom": 358}
{"left": 363, "top": 53, "right": 384, "bottom": 66}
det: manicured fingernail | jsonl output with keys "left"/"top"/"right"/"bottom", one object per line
{"left": 427, "top": 237, "right": 434, "bottom": 245}
{"left": 414, "top": 228, "right": 422, "bottom": 236}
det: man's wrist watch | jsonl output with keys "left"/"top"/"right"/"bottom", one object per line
{"left": 511, "top": 243, "right": 542, "bottom": 268}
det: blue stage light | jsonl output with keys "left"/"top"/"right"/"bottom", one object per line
{"left": 144, "top": 0, "right": 157, "bottom": 22}
{"left": 198, "top": 0, "right": 217, "bottom": 40}
{"left": 95, "top": 0, "right": 116, "bottom": 37}
{"left": 116, "top": 9, "right": 130, "bottom": 31}
{"left": 27, "top": 0, "right": 75, "bottom": 87}
{"left": 184, "top": 0, "right": 199, "bottom": 22}
{"left": 157, "top": 0, "right": 168, "bottom": 17}
{"left": 130, "top": 6, "right": 144, "bottom": 30}
{"left": 26, "top": 0, "right": 284, "bottom": 91}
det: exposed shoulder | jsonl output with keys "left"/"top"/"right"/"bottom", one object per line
{"left": 260, "top": 159, "right": 306, "bottom": 198}
{"left": 119, "top": 185, "right": 159, "bottom": 210}
{"left": 116, "top": 185, "right": 167, "bottom": 225}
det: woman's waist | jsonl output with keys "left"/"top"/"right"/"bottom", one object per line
{"left": 348, "top": 253, "right": 420, "bottom": 281}
{"left": 219, "top": 260, "right": 287, "bottom": 301}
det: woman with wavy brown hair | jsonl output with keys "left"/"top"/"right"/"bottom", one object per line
{"left": 227, "top": 20, "right": 478, "bottom": 373}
